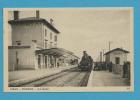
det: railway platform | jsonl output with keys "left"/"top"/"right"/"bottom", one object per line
{"left": 9, "top": 65, "right": 77, "bottom": 87}
{"left": 87, "top": 70, "right": 130, "bottom": 87}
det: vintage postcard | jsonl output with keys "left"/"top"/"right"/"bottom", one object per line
{"left": 4, "top": 8, "right": 134, "bottom": 92}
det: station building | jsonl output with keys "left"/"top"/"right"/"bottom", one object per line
{"left": 104, "top": 48, "right": 129, "bottom": 65}
{"left": 8, "top": 11, "right": 79, "bottom": 71}
{"left": 104, "top": 48, "right": 129, "bottom": 75}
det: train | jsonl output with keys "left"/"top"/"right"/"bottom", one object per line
{"left": 78, "top": 56, "right": 93, "bottom": 71}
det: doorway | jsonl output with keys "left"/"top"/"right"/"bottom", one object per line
{"left": 38, "top": 55, "right": 41, "bottom": 68}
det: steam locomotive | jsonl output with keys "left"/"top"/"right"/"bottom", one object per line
{"left": 78, "top": 56, "right": 93, "bottom": 71}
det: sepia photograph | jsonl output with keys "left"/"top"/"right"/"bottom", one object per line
{"left": 4, "top": 8, "right": 134, "bottom": 92}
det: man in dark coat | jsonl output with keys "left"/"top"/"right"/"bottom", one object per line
{"left": 123, "top": 62, "right": 128, "bottom": 78}
{"left": 109, "top": 62, "right": 113, "bottom": 72}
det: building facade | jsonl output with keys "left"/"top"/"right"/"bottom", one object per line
{"left": 8, "top": 11, "right": 79, "bottom": 71}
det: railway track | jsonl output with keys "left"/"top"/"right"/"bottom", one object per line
{"left": 19, "top": 67, "right": 91, "bottom": 87}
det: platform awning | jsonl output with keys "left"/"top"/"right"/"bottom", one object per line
{"left": 35, "top": 48, "right": 79, "bottom": 59}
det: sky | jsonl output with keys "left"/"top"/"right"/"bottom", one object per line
{"left": 8, "top": 8, "right": 133, "bottom": 61}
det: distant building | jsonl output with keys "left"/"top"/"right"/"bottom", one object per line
{"left": 104, "top": 48, "right": 129, "bottom": 65}
{"left": 8, "top": 11, "right": 79, "bottom": 71}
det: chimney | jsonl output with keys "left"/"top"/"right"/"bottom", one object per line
{"left": 36, "top": 10, "right": 40, "bottom": 19}
{"left": 14, "top": 11, "right": 19, "bottom": 20}
{"left": 50, "top": 18, "right": 53, "bottom": 25}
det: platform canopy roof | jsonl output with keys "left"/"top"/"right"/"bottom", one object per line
{"left": 36, "top": 48, "right": 79, "bottom": 59}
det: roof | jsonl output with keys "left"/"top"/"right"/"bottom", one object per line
{"left": 8, "top": 17, "right": 60, "bottom": 34}
{"left": 104, "top": 48, "right": 129, "bottom": 55}
{"left": 36, "top": 48, "right": 79, "bottom": 59}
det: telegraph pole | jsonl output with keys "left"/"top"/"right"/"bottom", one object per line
{"left": 108, "top": 41, "right": 112, "bottom": 62}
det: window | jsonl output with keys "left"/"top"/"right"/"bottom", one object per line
{"left": 54, "top": 44, "right": 57, "bottom": 47}
{"left": 54, "top": 35, "right": 57, "bottom": 42}
{"left": 115, "top": 57, "right": 120, "bottom": 64}
{"left": 38, "top": 55, "right": 41, "bottom": 67}
{"left": 50, "top": 42, "right": 53, "bottom": 48}
{"left": 17, "top": 42, "right": 21, "bottom": 45}
{"left": 45, "top": 29, "right": 47, "bottom": 37}
{"left": 16, "top": 41, "right": 21, "bottom": 45}
{"left": 50, "top": 32, "right": 52, "bottom": 40}
{"left": 45, "top": 40, "right": 47, "bottom": 49}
